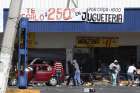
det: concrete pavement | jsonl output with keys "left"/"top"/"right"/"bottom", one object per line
{"left": 7, "top": 86, "right": 140, "bottom": 93}
{"left": 41, "top": 86, "right": 140, "bottom": 93}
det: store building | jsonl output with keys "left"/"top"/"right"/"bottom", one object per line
{"left": 2, "top": 0, "right": 140, "bottom": 74}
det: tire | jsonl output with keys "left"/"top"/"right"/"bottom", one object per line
{"left": 8, "top": 79, "right": 17, "bottom": 86}
{"left": 19, "top": 86, "right": 27, "bottom": 89}
{"left": 49, "top": 77, "right": 57, "bottom": 86}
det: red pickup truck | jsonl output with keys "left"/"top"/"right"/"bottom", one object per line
{"left": 27, "top": 58, "right": 64, "bottom": 86}
{"left": 9, "top": 58, "right": 64, "bottom": 86}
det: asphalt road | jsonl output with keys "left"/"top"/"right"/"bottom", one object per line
{"left": 40, "top": 86, "right": 140, "bottom": 93}
{"left": 7, "top": 85, "right": 140, "bottom": 93}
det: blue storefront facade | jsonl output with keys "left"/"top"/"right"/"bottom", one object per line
{"left": 3, "top": 8, "right": 140, "bottom": 32}
{"left": 3, "top": 8, "right": 140, "bottom": 73}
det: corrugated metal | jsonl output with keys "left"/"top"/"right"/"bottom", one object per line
{"left": 4, "top": 8, "right": 140, "bottom": 32}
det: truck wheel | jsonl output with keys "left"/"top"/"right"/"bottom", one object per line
{"left": 8, "top": 79, "right": 17, "bottom": 86}
{"left": 49, "top": 77, "right": 57, "bottom": 86}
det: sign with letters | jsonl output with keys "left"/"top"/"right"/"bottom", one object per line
{"left": 20, "top": 0, "right": 124, "bottom": 23}
{"left": 20, "top": 8, "right": 84, "bottom": 21}
{"left": 83, "top": 8, "right": 123, "bottom": 23}
{"left": 20, "top": 7, "right": 124, "bottom": 23}
{"left": 0, "top": 0, "right": 124, "bottom": 32}
{"left": 76, "top": 36, "right": 119, "bottom": 48}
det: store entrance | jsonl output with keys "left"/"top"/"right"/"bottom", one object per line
{"left": 74, "top": 46, "right": 137, "bottom": 74}
{"left": 94, "top": 46, "right": 137, "bottom": 73}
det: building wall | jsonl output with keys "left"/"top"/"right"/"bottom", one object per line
{"left": 1, "top": 0, "right": 140, "bottom": 9}
{"left": 125, "top": 0, "right": 140, "bottom": 8}
{"left": 1, "top": 0, "right": 140, "bottom": 32}
{"left": 35, "top": 32, "right": 140, "bottom": 48}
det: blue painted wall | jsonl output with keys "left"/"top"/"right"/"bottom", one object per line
{"left": 3, "top": 8, "right": 140, "bottom": 32}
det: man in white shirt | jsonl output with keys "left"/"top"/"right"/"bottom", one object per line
{"left": 109, "top": 59, "right": 121, "bottom": 86}
{"left": 127, "top": 64, "right": 137, "bottom": 86}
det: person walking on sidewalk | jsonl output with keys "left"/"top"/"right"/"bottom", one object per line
{"left": 66, "top": 61, "right": 76, "bottom": 86}
{"left": 73, "top": 59, "right": 81, "bottom": 86}
{"left": 54, "top": 59, "right": 63, "bottom": 87}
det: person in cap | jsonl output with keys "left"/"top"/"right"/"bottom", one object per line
{"left": 109, "top": 59, "right": 121, "bottom": 86}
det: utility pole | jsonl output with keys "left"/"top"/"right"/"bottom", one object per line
{"left": 0, "top": 0, "right": 23, "bottom": 93}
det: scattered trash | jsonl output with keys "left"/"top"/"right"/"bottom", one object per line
{"left": 119, "top": 80, "right": 128, "bottom": 86}
{"left": 83, "top": 82, "right": 94, "bottom": 87}
{"left": 83, "top": 88, "right": 96, "bottom": 93}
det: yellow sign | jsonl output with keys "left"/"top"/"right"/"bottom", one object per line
{"left": 76, "top": 37, "right": 119, "bottom": 48}
{"left": 28, "top": 32, "right": 36, "bottom": 48}
{"left": 18, "top": 32, "right": 36, "bottom": 48}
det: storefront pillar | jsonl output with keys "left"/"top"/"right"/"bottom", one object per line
{"left": 89, "top": 48, "right": 94, "bottom": 58}
{"left": 66, "top": 48, "right": 73, "bottom": 74}
{"left": 137, "top": 46, "right": 140, "bottom": 66}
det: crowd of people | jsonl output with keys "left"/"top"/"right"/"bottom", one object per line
{"left": 109, "top": 59, "right": 139, "bottom": 86}
{"left": 54, "top": 58, "right": 140, "bottom": 87}
{"left": 67, "top": 59, "right": 81, "bottom": 86}
{"left": 54, "top": 59, "right": 81, "bottom": 87}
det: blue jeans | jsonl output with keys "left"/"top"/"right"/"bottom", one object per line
{"left": 56, "top": 71, "right": 61, "bottom": 85}
{"left": 127, "top": 73, "right": 134, "bottom": 81}
{"left": 74, "top": 72, "right": 81, "bottom": 86}
{"left": 111, "top": 73, "right": 117, "bottom": 86}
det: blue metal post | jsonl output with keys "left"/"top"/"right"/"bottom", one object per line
{"left": 17, "top": 18, "right": 28, "bottom": 89}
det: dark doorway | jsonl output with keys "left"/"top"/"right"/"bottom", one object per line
{"left": 94, "top": 46, "right": 137, "bottom": 73}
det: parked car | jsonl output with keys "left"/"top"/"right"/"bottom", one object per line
{"left": 20, "top": 58, "right": 64, "bottom": 86}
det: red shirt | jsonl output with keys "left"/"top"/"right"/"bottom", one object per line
{"left": 54, "top": 62, "right": 63, "bottom": 72}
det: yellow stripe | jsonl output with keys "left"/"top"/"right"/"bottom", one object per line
{"left": 6, "top": 88, "right": 40, "bottom": 93}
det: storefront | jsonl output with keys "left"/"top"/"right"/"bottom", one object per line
{"left": 3, "top": 8, "right": 140, "bottom": 73}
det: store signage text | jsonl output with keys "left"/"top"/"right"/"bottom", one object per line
{"left": 20, "top": 8, "right": 82, "bottom": 21}
{"left": 76, "top": 37, "right": 119, "bottom": 48}
{"left": 82, "top": 8, "right": 123, "bottom": 23}
{"left": 20, "top": 7, "right": 124, "bottom": 23}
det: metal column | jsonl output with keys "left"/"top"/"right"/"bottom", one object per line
{"left": 17, "top": 18, "right": 28, "bottom": 89}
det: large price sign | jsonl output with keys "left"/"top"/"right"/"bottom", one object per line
{"left": 20, "top": 7, "right": 123, "bottom": 23}
{"left": 20, "top": 8, "right": 84, "bottom": 21}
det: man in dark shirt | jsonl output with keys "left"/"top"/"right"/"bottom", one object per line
{"left": 66, "top": 61, "right": 76, "bottom": 86}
